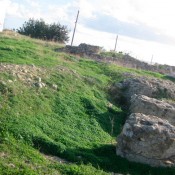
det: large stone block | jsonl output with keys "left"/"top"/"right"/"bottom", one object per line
{"left": 130, "top": 94, "right": 175, "bottom": 125}
{"left": 113, "top": 77, "right": 175, "bottom": 104}
{"left": 117, "top": 113, "right": 175, "bottom": 167}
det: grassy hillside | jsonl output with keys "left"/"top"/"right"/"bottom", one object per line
{"left": 0, "top": 31, "right": 175, "bottom": 175}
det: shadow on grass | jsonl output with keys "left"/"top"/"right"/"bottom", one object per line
{"left": 33, "top": 97, "right": 175, "bottom": 174}
{"left": 81, "top": 97, "right": 128, "bottom": 137}
{"left": 33, "top": 135, "right": 175, "bottom": 175}
{"left": 66, "top": 144, "right": 175, "bottom": 175}
{"left": 95, "top": 109, "right": 127, "bottom": 137}
{"left": 32, "top": 128, "right": 175, "bottom": 175}
{"left": 163, "top": 75, "right": 175, "bottom": 83}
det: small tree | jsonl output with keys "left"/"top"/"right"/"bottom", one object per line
{"left": 17, "top": 18, "right": 69, "bottom": 43}
{"left": 47, "top": 23, "right": 69, "bottom": 42}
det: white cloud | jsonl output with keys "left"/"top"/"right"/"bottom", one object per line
{"left": 4, "top": 0, "right": 175, "bottom": 39}
{"left": 25, "top": 0, "right": 40, "bottom": 8}
{"left": 7, "top": 2, "right": 27, "bottom": 18}
{"left": 5, "top": 0, "right": 74, "bottom": 26}
{"left": 45, "top": 4, "right": 72, "bottom": 24}
{"left": 96, "top": 0, "right": 175, "bottom": 40}
{"left": 73, "top": 0, "right": 96, "bottom": 19}
{"left": 68, "top": 0, "right": 175, "bottom": 45}
{"left": 71, "top": 0, "right": 175, "bottom": 43}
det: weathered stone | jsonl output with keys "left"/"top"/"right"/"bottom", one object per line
{"left": 130, "top": 94, "right": 175, "bottom": 125}
{"left": 117, "top": 113, "right": 175, "bottom": 167}
{"left": 8, "top": 80, "right": 13, "bottom": 83}
{"left": 34, "top": 82, "right": 46, "bottom": 88}
{"left": 38, "top": 77, "right": 42, "bottom": 83}
{"left": 52, "top": 84, "right": 58, "bottom": 90}
{"left": 0, "top": 63, "right": 47, "bottom": 86}
{"left": 8, "top": 163, "right": 15, "bottom": 168}
{"left": 113, "top": 77, "right": 175, "bottom": 104}
{"left": 78, "top": 43, "right": 101, "bottom": 55}
{"left": 58, "top": 43, "right": 101, "bottom": 56}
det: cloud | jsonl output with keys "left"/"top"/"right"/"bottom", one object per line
{"left": 81, "top": 13, "right": 175, "bottom": 45}
{"left": 7, "top": 2, "right": 28, "bottom": 18}
{"left": 4, "top": 0, "right": 74, "bottom": 30}
{"left": 72, "top": 0, "right": 175, "bottom": 45}
{"left": 24, "top": 0, "right": 40, "bottom": 8}
{"left": 5, "top": 0, "right": 96, "bottom": 30}
{"left": 72, "top": 0, "right": 96, "bottom": 19}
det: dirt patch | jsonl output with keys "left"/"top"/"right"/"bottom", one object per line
{"left": 44, "top": 154, "right": 71, "bottom": 164}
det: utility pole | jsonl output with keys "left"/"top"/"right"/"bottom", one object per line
{"left": 114, "top": 35, "right": 118, "bottom": 52}
{"left": 71, "top": 10, "right": 79, "bottom": 46}
{"left": 150, "top": 54, "right": 153, "bottom": 64}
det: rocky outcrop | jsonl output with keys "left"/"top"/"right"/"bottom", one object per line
{"left": 130, "top": 94, "right": 175, "bottom": 125}
{"left": 113, "top": 77, "right": 175, "bottom": 104}
{"left": 117, "top": 113, "right": 175, "bottom": 167}
{"left": 116, "top": 75, "right": 175, "bottom": 167}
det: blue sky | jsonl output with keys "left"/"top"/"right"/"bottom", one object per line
{"left": 1, "top": 0, "right": 175, "bottom": 66}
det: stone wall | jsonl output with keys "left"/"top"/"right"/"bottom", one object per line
{"left": 97, "top": 54, "right": 175, "bottom": 76}
{"left": 113, "top": 54, "right": 175, "bottom": 75}
{"left": 56, "top": 43, "right": 175, "bottom": 76}
{"left": 63, "top": 43, "right": 101, "bottom": 56}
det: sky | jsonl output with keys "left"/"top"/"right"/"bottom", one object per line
{"left": 0, "top": 0, "right": 175, "bottom": 66}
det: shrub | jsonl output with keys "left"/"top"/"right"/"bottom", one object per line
{"left": 17, "top": 18, "right": 69, "bottom": 43}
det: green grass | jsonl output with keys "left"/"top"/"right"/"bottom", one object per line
{"left": 0, "top": 31, "right": 175, "bottom": 175}
{"left": 100, "top": 51, "right": 124, "bottom": 59}
{"left": 0, "top": 33, "right": 64, "bottom": 66}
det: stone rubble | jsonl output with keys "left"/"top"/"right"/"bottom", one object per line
{"left": 0, "top": 63, "right": 57, "bottom": 90}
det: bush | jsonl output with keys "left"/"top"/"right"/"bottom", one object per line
{"left": 17, "top": 18, "right": 69, "bottom": 43}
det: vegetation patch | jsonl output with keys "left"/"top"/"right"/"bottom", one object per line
{"left": 0, "top": 32, "right": 175, "bottom": 174}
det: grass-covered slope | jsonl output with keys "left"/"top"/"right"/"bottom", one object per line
{"left": 0, "top": 31, "right": 175, "bottom": 175}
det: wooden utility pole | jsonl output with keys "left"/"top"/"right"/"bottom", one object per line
{"left": 150, "top": 55, "right": 153, "bottom": 64}
{"left": 71, "top": 10, "right": 79, "bottom": 46}
{"left": 114, "top": 35, "right": 118, "bottom": 52}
